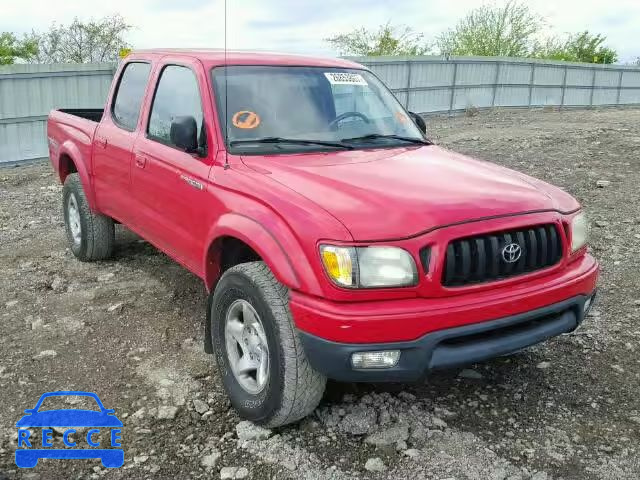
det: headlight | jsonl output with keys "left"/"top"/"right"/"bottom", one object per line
{"left": 320, "top": 245, "right": 418, "bottom": 288}
{"left": 571, "top": 212, "right": 589, "bottom": 252}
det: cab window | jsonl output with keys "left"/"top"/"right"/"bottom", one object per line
{"left": 112, "top": 62, "right": 151, "bottom": 131}
{"left": 148, "top": 65, "right": 205, "bottom": 149}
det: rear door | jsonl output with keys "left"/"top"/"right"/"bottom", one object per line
{"left": 131, "top": 58, "right": 216, "bottom": 275}
{"left": 93, "top": 61, "right": 152, "bottom": 223}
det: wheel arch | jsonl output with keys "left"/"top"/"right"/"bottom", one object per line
{"left": 58, "top": 142, "right": 96, "bottom": 210}
{"left": 202, "top": 213, "right": 305, "bottom": 354}
{"left": 203, "top": 213, "right": 302, "bottom": 293}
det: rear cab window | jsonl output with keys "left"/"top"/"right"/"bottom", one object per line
{"left": 111, "top": 62, "right": 152, "bottom": 131}
{"left": 147, "top": 65, "right": 205, "bottom": 150}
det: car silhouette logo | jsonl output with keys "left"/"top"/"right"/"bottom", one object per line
{"left": 15, "top": 391, "right": 123, "bottom": 468}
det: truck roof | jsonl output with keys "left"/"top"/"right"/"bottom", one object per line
{"left": 129, "top": 49, "right": 365, "bottom": 70}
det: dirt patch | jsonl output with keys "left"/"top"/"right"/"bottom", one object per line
{"left": 1, "top": 107, "right": 639, "bottom": 479}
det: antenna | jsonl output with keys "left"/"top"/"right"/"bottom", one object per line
{"left": 223, "top": 0, "right": 230, "bottom": 170}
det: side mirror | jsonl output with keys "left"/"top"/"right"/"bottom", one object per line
{"left": 170, "top": 116, "right": 199, "bottom": 153}
{"left": 24, "top": 409, "right": 35, "bottom": 414}
{"left": 409, "top": 111, "right": 427, "bottom": 135}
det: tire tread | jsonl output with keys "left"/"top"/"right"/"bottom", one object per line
{"left": 224, "top": 262, "right": 326, "bottom": 427}
{"left": 63, "top": 173, "right": 114, "bottom": 261}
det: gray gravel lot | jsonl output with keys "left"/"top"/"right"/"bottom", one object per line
{"left": 1, "top": 108, "right": 639, "bottom": 479}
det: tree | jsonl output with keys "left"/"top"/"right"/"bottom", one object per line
{"left": 437, "top": 1, "right": 542, "bottom": 57}
{"left": 0, "top": 32, "right": 38, "bottom": 65}
{"left": 28, "top": 15, "right": 132, "bottom": 63}
{"left": 326, "top": 22, "right": 431, "bottom": 56}
{"left": 534, "top": 31, "right": 617, "bottom": 64}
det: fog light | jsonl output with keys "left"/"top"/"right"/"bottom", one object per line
{"left": 351, "top": 350, "right": 400, "bottom": 369}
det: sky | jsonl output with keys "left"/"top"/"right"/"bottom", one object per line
{"left": 1, "top": 0, "right": 639, "bottom": 63}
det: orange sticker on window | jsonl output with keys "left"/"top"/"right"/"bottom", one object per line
{"left": 232, "top": 111, "right": 261, "bottom": 129}
{"left": 395, "top": 111, "right": 408, "bottom": 123}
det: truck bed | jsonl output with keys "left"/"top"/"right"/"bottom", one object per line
{"left": 58, "top": 108, "right": 104, "bottom": 123}
{"left": 47, "top": 109, "right": 104, "bottom": 180}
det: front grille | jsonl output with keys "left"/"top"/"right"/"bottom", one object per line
{"left": 442, "top": 224, "right": 563, "bottom": 287}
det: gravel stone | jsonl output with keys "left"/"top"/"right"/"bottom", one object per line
{"left": 432, "top": 417, "right": 448, "bottom": 429}
{"left": 97, "top": 272, "right": 115, "bottom": 282}
{"left": 531, "top": 472, "right": 549, "bottom": 480}
{"left": 50, "top": 275, "right": 65, "bottom": 291}
{"left": 338, "top": 406, "right": 378, "bottom": 435}
{"left": 364, "top": 457, "right": 386, "bottom": 472}
{"left": 201, "top": 450, "right": 221, "bottom": 469}
{"left": 219, "top": 466, "right": 249, "bottom": 479}
{"left": 30, "top": 317, "right": 44, "bottom": 330}
{"left": 156, "top": 405, "right": 179, "bottom": 420}
{"left": 193, "top": 398, "right": 209, "bottom": 414}
{"left": 235, "top": 421, "right": 272, "bottom": 441}
{"left": 107, "top": 302, "right": 124, "bottom": 313}
{"left": 33, "top": 350, "right": 57, "bottom": 359}
{"left": 404, "top": 448, "right": 421, "bottom": 459}
{"left": 365, "top": 424, "right": 410, "bottom": 447}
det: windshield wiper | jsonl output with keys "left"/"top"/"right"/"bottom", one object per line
{"left": 341, "top": 133, "right": 430, "bottom": 145}
{"left": 230, "top": 137, "right": 354, "bottom": 150}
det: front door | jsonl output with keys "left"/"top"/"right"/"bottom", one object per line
{"left": 131, "top": 60, "right": 216, "bottom": 275}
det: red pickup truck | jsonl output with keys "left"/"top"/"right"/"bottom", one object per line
{"left": 47, "top": 49, "right": 598, "bottom": 427}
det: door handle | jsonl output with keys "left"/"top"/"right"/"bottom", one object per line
{"left": 95, "top": 136, "right": 107, "bottom": 148}
{"left": 135, "top": 155, "right": 147, "bottom": 169}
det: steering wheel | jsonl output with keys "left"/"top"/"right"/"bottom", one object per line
{"left": 329, "top": 111, "right": 371, "bottom": 129}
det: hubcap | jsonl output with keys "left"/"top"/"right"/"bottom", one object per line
{"left": 67, "top": 194, "right": 82, "bottom": 245}
{"left": 224, "top": 299, "right": 270, "bottom": 394}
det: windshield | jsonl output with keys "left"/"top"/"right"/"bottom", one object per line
{"left": 211, "top": 66, "right": 426, "bottom": 154}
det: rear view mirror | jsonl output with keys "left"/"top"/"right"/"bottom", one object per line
{"left": 409, "top": 112, "right": 427, "bottom": 135}
{"left": 170, "top": 116, "right": 199, "bottom": 153}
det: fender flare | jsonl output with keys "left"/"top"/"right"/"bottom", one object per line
{"left": 58, "top": 141, "right": 96, "bottom": 210}
{"left": 202, "top": 213, "right": 302, "bottom": 292}
{"left": 202, "top": 213, "right": 307, "bottom": 355}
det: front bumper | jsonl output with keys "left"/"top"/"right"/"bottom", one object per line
{"left": 290, "top": 253, "right": 598, "bottom": 343}
{"left": 298, "top": 292, "right": 596, "bottom": 382}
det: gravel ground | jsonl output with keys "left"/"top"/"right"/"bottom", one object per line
{"left": 1, "top": 107, "right": 639, "bottom": 480}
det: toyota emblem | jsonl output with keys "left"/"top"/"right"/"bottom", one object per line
{"left": 501, "top": 243, "right": 522, "bottom": 263}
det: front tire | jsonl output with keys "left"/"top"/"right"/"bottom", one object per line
{"left": 211, "top": 262, "right": 326, "bottom": 427}
{"left": 62, "top": 173, "right": 114, "bottom": 261}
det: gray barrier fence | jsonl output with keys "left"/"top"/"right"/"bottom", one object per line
{"left": 0, "top": 63, "right": 116, "bottom": 165}
{"left": 2, "top": 56, "right": 640, "bottom": 165}
{"left": 353, "top": 56, "right": 640, "bottom": 115}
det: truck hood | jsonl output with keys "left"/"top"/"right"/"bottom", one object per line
{"left": 241, "top": 145, "right": 579, "bottom": 240}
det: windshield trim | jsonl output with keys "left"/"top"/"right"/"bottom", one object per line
{"left": 232, "top": 142, "right": 431, "bottom": 156}
{"left": 210, "top": 64, "right": 430, "bottom": 156}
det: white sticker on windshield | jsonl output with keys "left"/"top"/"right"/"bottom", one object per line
{"left": 324, "top": 72, "right": 368, "bottom": 86}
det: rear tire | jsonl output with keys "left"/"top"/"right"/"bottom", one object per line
{"left": 210, "top": 261, "right": 326, "bottom": 427}
{"left": 62, "top": 173, "right": 114, "bottom": 261}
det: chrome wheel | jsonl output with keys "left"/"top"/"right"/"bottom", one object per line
{"left": 67, "top": 193, "right": 82, "bottom": 246}
{"left": 224, "top": 299, "right": 270, "bottom": 394}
